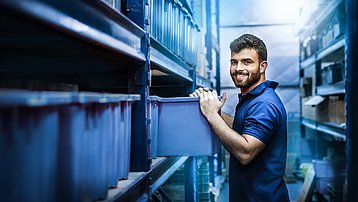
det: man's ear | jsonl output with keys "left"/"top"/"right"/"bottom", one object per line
{"left": 260, "top": 61, "right": 267, "bottom": 73}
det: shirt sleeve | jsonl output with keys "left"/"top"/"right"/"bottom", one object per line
{"left": 241, "top": 101, "right": 280, "bottom": 145}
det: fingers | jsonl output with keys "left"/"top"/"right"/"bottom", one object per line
{"left": 203, "top": 91, "right": 208, "bottom": 101}
{"left": 198, "top": 90, "right": 204, "bottom": 100}
{"left": 189, "top": 87, "right": 210, "bottom": 97}
{"left": 221, "top": 92, "right": 227, "bottom": 105}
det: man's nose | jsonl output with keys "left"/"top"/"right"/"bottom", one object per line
{"left": 235, "top": 63, "right": 245, "bottom": 71}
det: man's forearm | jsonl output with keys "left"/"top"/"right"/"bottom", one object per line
{"left": 206, "top": 112, "right": 252, "bottom": 164}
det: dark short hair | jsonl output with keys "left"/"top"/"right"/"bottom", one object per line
{"left": 229, "top": 34, "right": 267, "bottom": 62}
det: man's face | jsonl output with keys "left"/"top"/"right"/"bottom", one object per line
{"left": 230, "top": 48, "right": 264, "bottom": 89}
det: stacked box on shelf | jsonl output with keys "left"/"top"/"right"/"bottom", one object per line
{"left": 149, "top": 96, "right": 219, "bottom": 158}
{"left": 150, "top": 0, "right": 200, "bottom": 68}
{"left": 103, "top": 0, "right": 121, "bottom": 12}
{"left": 320, "top": 61, "right": 345, "bottom": 86}
{"left": 317, "top": 2, "right": 346, "bottom": 50}
{"left": 0, "top": 90, "right": 70, "bottom": 202}
{"left": 0, "top": 90, "right": 140, "bottom": 202}
{"left": 328, "top": 95, "right": 346, "bottom": 124}
{"left": 300, "top": 77, "right": 313, "bottom": 97}
{"left": 57, "top": 92, "right": 139, "bottom": 201}
{"left": 312, "top": 159, "right": 346, "bottom": 196}
{"left": 302, "top": 96, "right": 329, "bottom": 122}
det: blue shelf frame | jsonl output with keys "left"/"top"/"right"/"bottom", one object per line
{"left": 103, "top": 157, "right": 188, "bottom": 201}
{"left": 150, "top": 37, "right": 193, "bottom": 82}
{"left": 301, "top": 118, "right": 346, "bottom": 141}
{"left": 0, "top": 0, "right": 146, "bottom": 61}
{"left": 0, "top": 0, "right": 219, "bottom": 201}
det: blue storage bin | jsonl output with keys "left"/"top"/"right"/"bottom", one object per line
{"left": 149, "top": 96, "right": 219, "bottom": 157}
{"left": 0, "top": 90, "right": 72, "bottom": 202}
{"left": 163, "top": 0, "right": 173, "bottom": 49}
{"left": 172, "top": 0, "right": 182, "bottom": 56}
{"left": 149, "top": 96, "right": 160, "bottom": 158}
{"left": 118, "top": 101, "right": 133, "bottom": 180}
{"left": 0, "top": 90, "right": 139, "bottom": 202}
{"left": 57, "top": 93, "right": 139, "bottom": 201}
{"left": 312, "top": 159, "right": 346, "bottom": 195}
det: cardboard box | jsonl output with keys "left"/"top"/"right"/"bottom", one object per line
{"left": 328, "top": 95, "right": 346, "bottom": 124}
{"left": 302, "top": 96, "right": 329, "bottom": 122}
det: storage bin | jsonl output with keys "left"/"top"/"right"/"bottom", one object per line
{"left": 150, "top": 0, "right": 165, "bottom": 42}
{"left": 57, "top": 93, "right": 139, "bottom": 201}
{"left": 0, "top": 90, "right": 139, "bottom": 202}
{"left": 149, "top": 96, "right": 219, "bottom": 157}
{"left": 0, "top": 90, "right": 72, "bottom": 202}
{"left": 172, "top": 0, "right": 182, "bottom": 56}
{"left": 180, "top": 8, "right": 189, "bottom": 60}
{"left": 187, "top": 19, "right": 194, "bottom": 66}
{"left": 313, "top": 160, "right": 346, "bottom": 195}
{"left": 192, "top": 24, "right": 199, "bottom": 68}
{"left": 321, "top": 61, "right": 344, "bottom": 85}
{"left": 313, "top": 159, "right": 345, "bottom": 178}
{"left": 163, "top": 0, "right": 173, "bottom": 49}
{"left": 148, "top": 96, "right": 160, "bottom": 158}
{"left": 103, "top": 0, "right": 121, "bottom": 12}
{"left": 150, "top": 0, "right": 157, "bottom": 38}
{"left": 185, "top": 17, "right": 193, "bottom": 65}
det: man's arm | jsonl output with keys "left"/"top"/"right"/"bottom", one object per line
{"left": 206, "top": 111, "right": 265, "bottom": 165}
{"left": 192, "top": 88, "right": 265, "bottom": 165}
{"left": 221, "top": 112, "right": 234, "bottom": 128}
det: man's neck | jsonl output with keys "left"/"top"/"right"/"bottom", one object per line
{"left": 240, "top": 78, "right": 266, "bottom": 95}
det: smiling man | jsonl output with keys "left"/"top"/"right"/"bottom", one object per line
{"left": 191, "top": 34, "right": 289, "bottom": 201}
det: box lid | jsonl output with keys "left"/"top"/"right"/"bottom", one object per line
{"left": 304, "top": 95, "right": 325, "bottom": 106}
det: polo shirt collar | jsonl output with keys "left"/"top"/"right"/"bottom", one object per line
{"left": 238, "top": 80, "right": 279, "bottom": 101}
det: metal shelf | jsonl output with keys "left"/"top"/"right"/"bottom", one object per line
{"left": 317, "top": 37, "right": 345, "bottom": 61}
{"left": 301, "top": 118, "right": 346, "bottom": 140}
{"left": 212, "top": 35, "right": 220, "bottom": 52}
{"left": 150, "top": 37, "right": 193, "bottom": 82}
{"left": 103, "top": 157, "right": 188, "bottom": 202}
{"left": 196, "top": 75, "right": 212, "bottom": 89}
{"left": 316, "top": 81, "right": 345, "bottom": 96}
{"left": 0, "top": 0, "right": 146, "bottom": 61}
{"left": 179, "top": 0, "right": 193, "bottom": 15}
{"left": 300, "top": 0, "right": 343, "bottom": 36}
{"left": 300, "top": 55, "right": 316, "bottom": 69}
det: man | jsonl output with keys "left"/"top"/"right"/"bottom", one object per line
{"left": 190, "top": 34, "right": 289, "bottom": 201}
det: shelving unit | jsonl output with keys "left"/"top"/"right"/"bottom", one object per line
{"left": 299, "top": 0, "right": 346, "bottom": 137}
{"left": 298, "top": 0, "right": 347, "bottom": 200}
{"left": 0, "top": 0, "right": 220, "bottom": 201}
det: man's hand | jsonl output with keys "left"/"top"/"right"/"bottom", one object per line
{"left": 189, "top": 88, "right": 227, "bottom": 119}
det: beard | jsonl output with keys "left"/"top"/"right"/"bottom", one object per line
{"left": 231, "top": 66, "right": 261, "bottom": 89}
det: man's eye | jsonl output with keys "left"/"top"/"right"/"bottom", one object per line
{"left": 243, "top": 61, "right": 251, "bottom": 65}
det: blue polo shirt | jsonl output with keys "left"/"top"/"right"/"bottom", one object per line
{"left": 229, "top": 80, "right": 289, "bottom": 202}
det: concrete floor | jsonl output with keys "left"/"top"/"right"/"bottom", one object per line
{"left": 218, "top": 181, "right": 303, "bottom": 202}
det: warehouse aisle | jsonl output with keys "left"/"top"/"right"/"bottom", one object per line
{"left": 218, "top": 181, "right": 303, "bottom": 202}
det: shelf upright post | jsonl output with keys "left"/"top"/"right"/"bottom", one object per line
{"left": 205, "top": 0, "right": 213, "bottom": 76}
{"left": 126, "top": 0, "right": 152, "bottom": 172}
{"left": 185, "top": 157, "right": 198, "bottom": 202}
{"left": 345, "top": 0, "right": 358, "bottom": 200}
{"left": 215, "top": 0, "right": 222, "bottom": 177}
{"left": 205, "top": 1, "right": 215, "bottom": 201}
